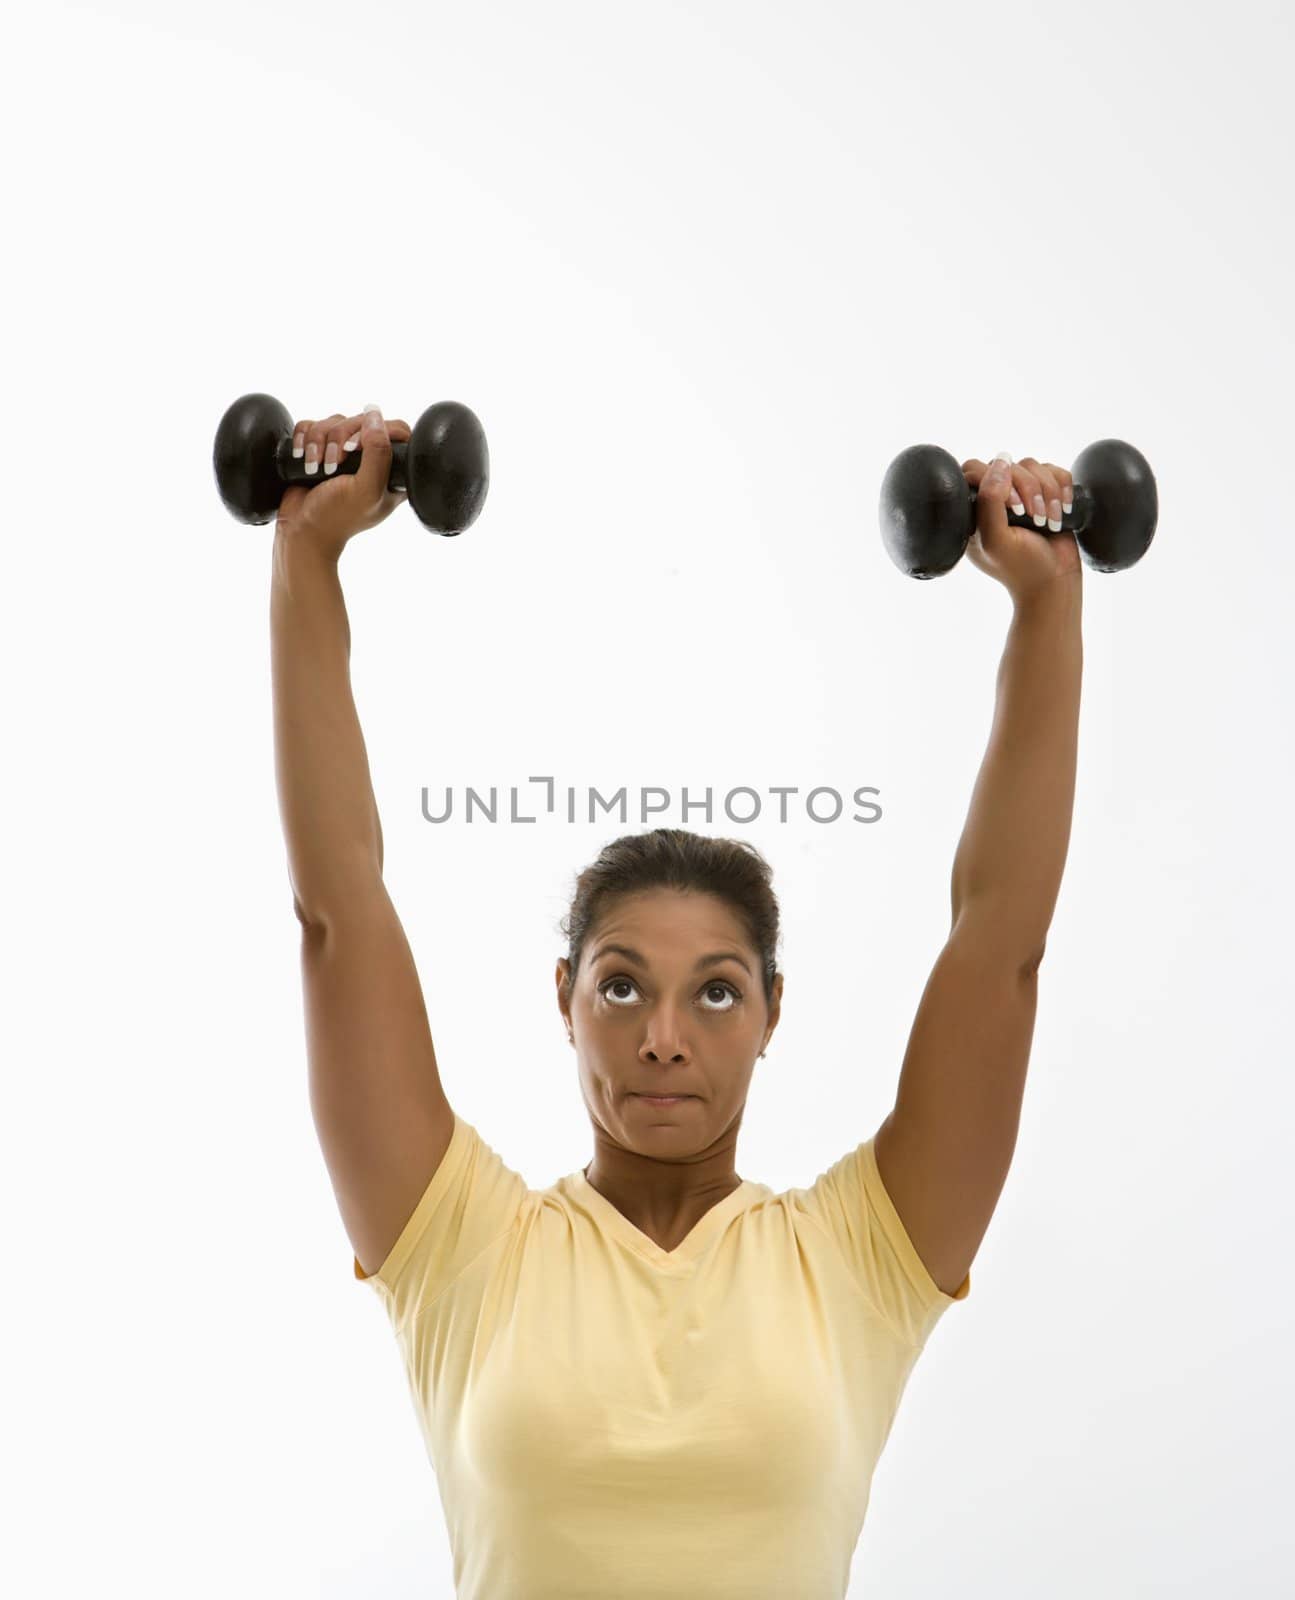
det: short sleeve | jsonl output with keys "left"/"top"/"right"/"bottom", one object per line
{"left": 794, "top": 1134, "right": 970, "bottom": 1348}
{"left": 353, "top": 1115, "right": 530, "bottom": 1332}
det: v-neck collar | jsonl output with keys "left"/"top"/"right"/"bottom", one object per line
{"left": 570, "top": 1168, "right": 755, "bottom": 1266}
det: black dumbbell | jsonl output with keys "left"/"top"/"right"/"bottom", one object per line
{"left": 212, "top": 392, "right": 490, "bottom": 536}
{"left": 879, "top": 438, "right": 1158, "bottom": 579}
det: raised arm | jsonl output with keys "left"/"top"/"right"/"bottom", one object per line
{"left": 271, "top": 406, "right": 454, "bottom": 1279}
{"left": 875, "top": 451, "right": 1084, "bottom": 1298}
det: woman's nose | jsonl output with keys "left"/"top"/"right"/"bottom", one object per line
{"left": 640, "top": 1015, "right": 688, "bottom": 1059}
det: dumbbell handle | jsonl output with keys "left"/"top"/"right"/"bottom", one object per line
{"left": 275, "top": 436, "right": 410, "bottom": 496}
{"left": 971, "top": 482, "right": 1095, "bottom": 536}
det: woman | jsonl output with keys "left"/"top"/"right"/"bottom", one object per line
{"left": 272, "top": 403, "right": 1081, "bottom": 1599}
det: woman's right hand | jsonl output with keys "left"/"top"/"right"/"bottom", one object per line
{"left": 275, "top": 403, "right": 413, "bottom": 562}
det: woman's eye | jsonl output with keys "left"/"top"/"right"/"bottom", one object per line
{"left": 597, "top": 977, "right": 738, "bottom": 1011}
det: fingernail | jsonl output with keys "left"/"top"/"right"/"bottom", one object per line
{"left": 363, "top": 402, "right": 383, "bottom": 428}
{"left": 292, "top": 432, "right": 305, "bottom": 459}
{"left": 324, "top": 442, "right": 339, "bottom": 475}
{"left": 343, "top": 432, "right": 360, "bottom": 452}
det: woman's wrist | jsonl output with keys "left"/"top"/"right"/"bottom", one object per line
{"left": 272, "top": 525, "right": 343, "bottom": 588}
{"left": 1011, "top": 569, "right": 1083, "bottom": 622}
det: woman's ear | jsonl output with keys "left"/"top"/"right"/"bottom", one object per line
{"left": 555, "top": 958, "right": 574, "bottom": 1042}
{"left": 760, "top": 972, "right": 784, "bottom": 1056}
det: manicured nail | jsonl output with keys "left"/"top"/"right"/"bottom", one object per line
{"left": 324, "top": 442, "right": 339, "bottom": 474}
{"left": 292, "top": 432, "right": 305, "bottom": 459}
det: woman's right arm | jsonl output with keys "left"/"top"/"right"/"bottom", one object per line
{"left": 271, "top": 512, "right": 455, "bottom": 1280}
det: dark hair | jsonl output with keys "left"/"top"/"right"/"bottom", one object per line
{"left": 559, "top": 828, "right": 781, "bottom": 1007}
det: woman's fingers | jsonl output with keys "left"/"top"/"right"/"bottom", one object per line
{"left": 1018, "top": 456, "right": 1075, "bottom": 531}
{"left": 966, "top": 457, "right": 1037, "bottom": 518}
{"left": 289, "top": 410, "right": 413, "bottom": 476}
{"left": 1014, "top": 457, "right": 1052, "bottom": 528}
{"left": 965, "top": 456, "right": 1026, "bottom": 516}
{"left": 324, "top": 412, "right": 412, "bottom": 474}
{"left": 291, "top": 413, "right": 345, "bottom": 476}
{"left": 342, "top": 413, "right": 411, "bottom": 454}
{"left": 966, "top": 455, "right": 1068, "bottom": 525}
{"left": 320, "top": 415, "right": 359, "bottom": 477}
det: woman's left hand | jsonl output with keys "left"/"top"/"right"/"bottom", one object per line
{"left": 960, "top": 453, "right": 1083, "bottom": 603}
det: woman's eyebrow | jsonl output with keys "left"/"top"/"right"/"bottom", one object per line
{"left": 591, "top": 943, "right": 752, "bottom": 977}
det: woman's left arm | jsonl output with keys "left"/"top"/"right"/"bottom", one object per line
{"left": 949, "top": 574, "right": 1083, "bottom": 966}
{"left": 873, "top": 454, "right": 1084, "bottom": 1300}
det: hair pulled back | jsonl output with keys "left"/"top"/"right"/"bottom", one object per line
{"left": 559, "top": 828, "right": 781, "bottom": 1007}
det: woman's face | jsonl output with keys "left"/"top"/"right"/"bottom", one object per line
{"left": 556, "top": 888, "right": 782, "bottom": 1147}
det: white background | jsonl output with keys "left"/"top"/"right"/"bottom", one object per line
{"left": 5, "top": 0, "right": 1293, "bottom": 1595}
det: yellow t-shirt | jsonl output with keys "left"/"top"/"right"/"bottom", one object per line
{"left": 355, "top": 1115, "right": 969, "bottom": 1600}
